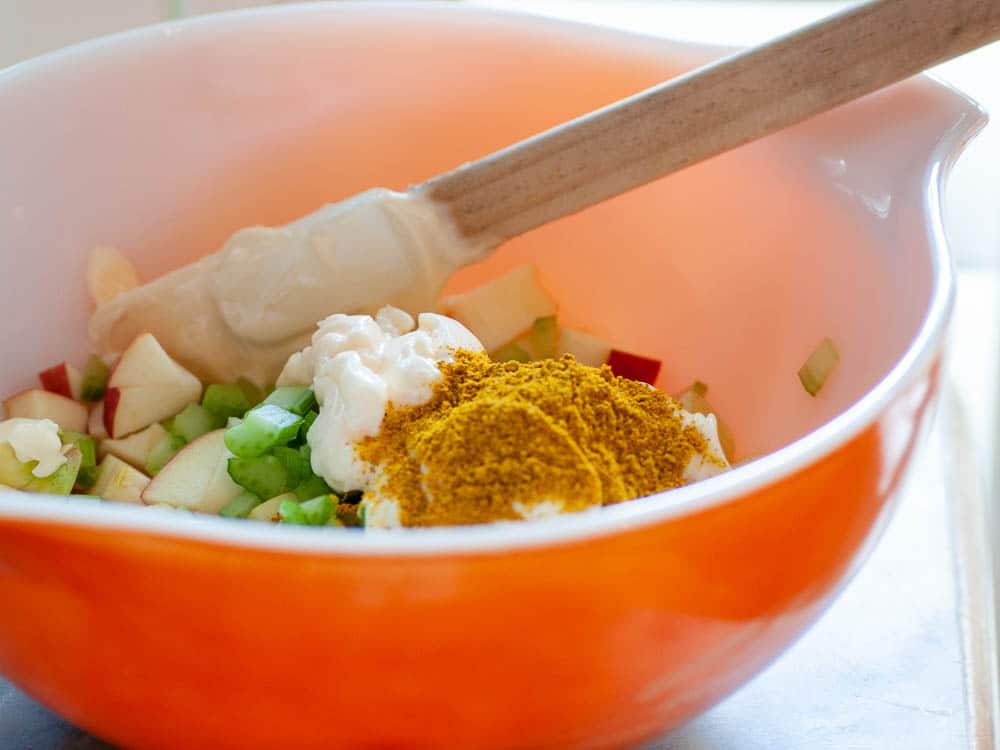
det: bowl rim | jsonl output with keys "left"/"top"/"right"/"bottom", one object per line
{"left": 0, "top": 2, "right": 986, "bottom": 556}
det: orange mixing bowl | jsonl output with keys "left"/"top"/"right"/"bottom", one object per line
{"left": 0, "top": 4, "right": 983, "bottom": 748}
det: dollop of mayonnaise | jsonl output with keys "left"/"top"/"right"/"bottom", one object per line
{"left": 0, "top": 418, "right": 68, "bottom": 478}
{"left": 277, "top": 306, "right": 483, "bottom": 493}
{"left": 89, "top": 189, "right": 495, "bottom": 386}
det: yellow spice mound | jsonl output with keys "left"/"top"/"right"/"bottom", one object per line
{"left": 356, "top": 350, "right": 716, "bottom": 527}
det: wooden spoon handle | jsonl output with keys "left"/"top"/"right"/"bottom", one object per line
{"left": 421, "top": 0, "right": 1000, "bottom": 243}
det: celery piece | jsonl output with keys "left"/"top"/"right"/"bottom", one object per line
{"left": 75, "top": 465, "right": 99, "bottom": 492}
{"left": 24, "top": 448, "right": 82, "bottom": 495}
{"left": 161, "top": 416, "right": 177, "bottom": 435}
{"left": 278, "top": 498, "right": 308, "bottom": 525}
{"left": 237, "top": 377, "right": 265, "bottom": 407}
{"left": 202, "top": 384, "right": 252, "bottom": 420}
{"left": 60, "top": 431, "right": 96, "bottom": 468}
{"left": 224, "top": 405, "right": 302, "bottom": 458}
{"left": 798, "top": 337, "right": 840, "bottom": 396}
{"left": 145, "top": 434, "right": 186, "bottom": 476}
{"left": 227, "top": 455, "right": 288, "bottom": 500}
{"left": 300, "top": 495, "right": 335, "bottom": 525}
{"left": 300, "top": 410, "right": 318, "bottom": 440}
{"left": 490, "top": 341, "right": 531, "bottom": 363}
{"left": 263, "top": 386, "right": 316, "bottom": 416}
{"left": 173, "top": 403, "right": 225, "bottom": 443}
{"left": 272, "top": 446, "right": 305, "bottom": 488}
{"left": 530, "top": 316, "right": 558, "bottom": 359}
{"left": 292, "top": 474, "right": 331, "bottom": 501}
{"left": 219, "top": 491, "right": 263, "bottom": 519}
{"left": 299, "top": 443, "right": 312, "bottom": 464}
{"left": 80, "top": 354, "right": 110, "bottom": 402}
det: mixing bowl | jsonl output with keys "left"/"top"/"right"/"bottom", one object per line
{"left": 0, "top": 3, "right": 983, "bottom": 748}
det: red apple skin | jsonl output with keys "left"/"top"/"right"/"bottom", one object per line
{"left": 103, "top": 387, "right": 121, "bottom": 436}
{"left": 39, "top": 363, "right": 72, "bottom": 399}
{"left": 607, "top": 349, "right": 662, "bottom": 385}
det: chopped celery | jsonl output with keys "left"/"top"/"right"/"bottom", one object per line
{"left": 60, "top": 431, "right": 96, "bottom": 467}
{"left": 300, "top": 495, "right": 335, "bottom": 525}
{"left": 202, "top": 384, "right": 252, "bottom": 420}
{"left": 75, "top": 465, "right": 99, "bottom": 492}
{"left": 173, "top": 403, "right": 225, "bottom": 443}
{"left": 292, "top": 474, "right": 332, "bottom": 501}
{"left": 300, "top": 410, "right": 318, "bottom": 440}
{"left": 80, "top": 354, "right": 110, "bottom": 402}
{"left": 279, "top": 495, "right": 334, "bottom": 526}
{"left": 798, "top": 337, "right": 840, "bottom": 396}
{"left": 224, "top": 405, "right": 302, "bottom": 458}
{"left": 278, "top": 498, "right": 308, "bottom": 525}
{"left": 24, "top": 447, "right": 82, "bottom": 495}
{"left": 530, "top": 316, "right": 558, "bottom": 359}
{"left": 227, "top": 455, "right": 288, "bottom": 500}
{"left": 491, "top": 341, "right": 531, "bottom": 363}
{"left": 299, "top": 443, "right": 312, "bottom": 464}
{"left": 145, "top": 434, "right": 186, "bottom": 476}
{"left": 237, "top": 377, "right": 265, "bottom": 407}
{"left": 219, "top": 491, "right": 263, "bottom": 519}
{"left": 160, "top": 416, "right": 177, "bottom": 434}
{"left": 272, "top": 446, "right": 306, "bottom": 488}
{"left": 263, "top": 386, "right": 316, "bottom": 416}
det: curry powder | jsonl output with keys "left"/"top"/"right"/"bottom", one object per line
{"left": 356, "top": 350, "right": 715, "bottom": 527}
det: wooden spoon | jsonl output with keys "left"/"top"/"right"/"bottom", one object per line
{"left": 422, "top": 0, "right": 1000, "bottom": 243}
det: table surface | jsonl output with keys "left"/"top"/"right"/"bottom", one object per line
{"left": 2, "top": 2, "right": 999, "bottom": 749}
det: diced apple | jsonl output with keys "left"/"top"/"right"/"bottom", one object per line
{"left": 2, "top": 389, "right": 88, "bottom": 433}
{"left": 0, "top": 442, "right": 82, "bottom": 495}
{"left": 88, "top": 401, "right": 108, "bottom": 438}
{"left": 442, "top": 264, "right": 557, "bottom": 352}
{"left": 141, "top": 429, "right": 242, "bottom": 513}
{"left": 103, "top": 333, "right": 202, "bottom": 438}
{"left": 92, "top": 454, "right": 149, "bottom": 504}
{"left": 99, "top": 422, "right": 168, "bottom": 470}
{"left": 87, "top": 246, "right": 139, "bottom": 307}
{"left": 38, "top": 362, "right": 83, "bottom": 401}
{"left": 557, "top": 327, "right": 612, "bottom": 368}
{"left": 607, "top": 349, "right": 662, "bottom": 385}
{"left": 248, "top": 493, "right": 294, "bottom": 522}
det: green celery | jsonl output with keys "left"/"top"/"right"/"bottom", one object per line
{"left": 173, "top": 403, "right": 225, "bottom": 443}
{"left": 60, "top": 431, "right": 96, "bottom": 468}
{"left": 263, "top": 386, "right": 317, "bottom": 416}
{"left": 202, "top": 384, "right": 252, "bottom": 420}
{"left": 145, "top": 434, "right": 186, "bottom": 476}
{"left": 272, "top": 446, "right": 306, "bottom": 488}
{"left": 219, "top": 492, "right": 263, "bottom": 519}
{"left": 227, "top": 455, "right": 288, "bottom": 500}
{"left": 292, "top": 474, "right": 331, "bottom": 501}
{"left": 80, "top": 355, "right": 110, "bottom": 402}
{"left": 224, "top": 405, "right": 302, "bottom": 458}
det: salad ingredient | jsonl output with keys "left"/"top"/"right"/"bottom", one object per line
{"left": 248, "top": 493, "right": 292, "bottom": 522}
{"left": 91, "top": 454, "right": 149, "bottom": 504}
{"left": 141, "top": 429, "right": 242, "bottom": 513}
{"left": 2, "top": 390, "right": 88, "bottom": 434}
{"left": 262, "top": 386, "right": 317, "bottom": 417}
{"left": 675, "top": 381, "right": 735, "bottom": 461}
{"left": 38, "top": 362, "right": 83, "bottom": 401}
{"left": 227, "top": 455, "right": 288, "bottom": 500}
{"left": 557, "top": 327, "right": 612, "bottom": 368}
{"left": 442, "top": 264, "right": 557, "bottom": 353}
{"left": 89, "top": 189, "right": 492, "bottom": 385}
{"left": 172, "top": 404, "right": 225, "bottom": 443}
{"left": 0, "top": 443, "right": 82, "bottom": 495}
{"left": 202, "top": 384, "right": 253, "bottom": 420}
{"left": 79, "top": 355, "right": 111, "bottom": 402}
{"left": 86, "top": 246, "right": 139, "bottom": 307}
{"left": 219, "top": 491, "right": 263, "bottom": 519}
{"left": 145, "top": 433, "right": 185, "bottom": 476}
{"left": 798, "top": 337, "right": 839, "bottom": 396}
{"left": 223, "top": 404, "right": 302, "bottom": 458}
{"left": 88, "top": 402, "right": 108, "bottom": 438}
{"left": 279, "top": 495, "right": 336, "bottom": 526}
{"left": 61, "top": 431, "right": 97, "bottom": 470}
{"left": 277, "top": 306, "right": 482, "bottom": 493}
{"left": 0, "top": 418, "right": 69, "bottom": 477}
{"left": 357, "top": 350, "right": 728, "bottom": 527}
{"left": 100, "top": 422, "right": 169, "bottom": 470}
{"left": 103, "top": 333, "right": 202, "bottom": 438}
{"left": 606, "top": 349, "right": 662, "bottom": 385}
